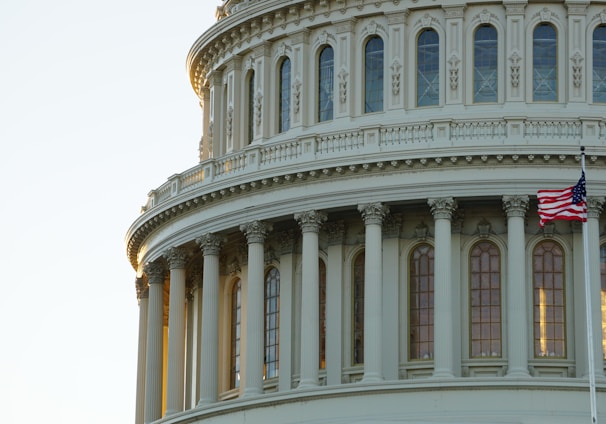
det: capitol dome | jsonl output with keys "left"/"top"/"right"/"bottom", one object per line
{"left": 126, "top": 1, "right": 606, "bottom": 423}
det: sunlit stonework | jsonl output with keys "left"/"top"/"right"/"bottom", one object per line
{"left": 127, "top": 1, "right": 606, "bottom": 423}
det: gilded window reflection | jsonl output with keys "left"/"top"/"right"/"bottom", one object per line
{"left": 264, "top": 268, "right": 280, "bottom": 379}
{"left": 230, "top": 279, "right": 242, "bottom": 389}
{"left": 353, "top": 251, "right": 364, "bottom": 365}
{"left": 279, "top": 57, "right": 291, "bottom": 132}
{"left": 600, "top": 244, "right": 606, "bottom": 359}
{"left": 533, "top": 241, "right": 566, "bottom": 357}
{"left": 410, "top": 244, "right": 434, "bottom": 360}
{"left": 469, "top": 241, "right": 501, "bottom": 358}
{"left": 319, "top": 259, "right": 327, "bottom": 369}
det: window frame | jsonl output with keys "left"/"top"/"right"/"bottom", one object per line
{"left": 409, "top": 243, "right": 435, "bottom": 361}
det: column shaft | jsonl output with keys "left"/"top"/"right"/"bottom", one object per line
{"left": 143, "top": 263, "right": 165, "bottom": 424}
{"left": 503, "top": 195, "right": 530, "bottom": 377}
{"left": 135, "top": 279, "right": 148, "bottom": 424}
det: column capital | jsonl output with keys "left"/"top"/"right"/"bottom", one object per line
{"left": 144, "top": 262, "right": 166, "bottom": 285}
{"left": 428, "top": 197, "right": 457, "bottom": 220}
{"left": 358, "top": 203, "right": 389, "bottom": 225}
{"left": 196, "top": 233, "right": 224, "bottom": 256}
{"left": 325, "top": 220, "right": 346, "bottom": 245}
{"left": 502, "top": 195, "right": 529, "bottom": 217}
{"left": 295, "top": 210, "right": 327, "bottom": 233}
{"left": 240, "top": 220, "right": 273, "bottom": 244}
{"left": 163, "top": 247, "right": 189, "bottom": 270}
{"left": 587, "top": 196, "right": 605, "bottom": 219}
{"left": 135, "top": 277, "right": 149, "bottom": 301}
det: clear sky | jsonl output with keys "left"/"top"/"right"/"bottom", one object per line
{"left": 0, "top": 2, "right": 216, "bottom": 423}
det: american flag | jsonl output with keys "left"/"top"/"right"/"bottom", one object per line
{"left": 537, "top": 172, "right": 587, "bottom": 227}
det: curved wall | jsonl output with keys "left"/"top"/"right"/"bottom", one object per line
{"left": 127, "top": 1, "right": 606, "bottom": 423}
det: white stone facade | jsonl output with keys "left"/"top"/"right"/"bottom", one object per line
{"left": 126, "top": 1, "right": 606, "bottom": 423}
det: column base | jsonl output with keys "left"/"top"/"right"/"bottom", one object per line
{"left": 163, "top": 409, "right": 179, "bottom": 417}
{"left": 432, "top": 369, "right": 455, "bottom": 379}
{"left": 242, "top": 387, "right": 263, "bottom": 398}
{"left": 197, "top": 397, "right": 217, "bottom": 408}
{"left": 298, "top": 378, "right": 319, "bottom": 389}
{"left": 505, "top": 368, "right": 530, "bottom": 378}
{"left": 361, "top": 372, "right": 384, "bottom": 383}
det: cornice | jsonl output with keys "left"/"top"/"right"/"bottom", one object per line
{"left": 125, "top": 151, "right": 605, "bottom": 270}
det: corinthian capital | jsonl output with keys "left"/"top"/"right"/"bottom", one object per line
{"left": 240, "top": 220, "right": 273, "bottom": 244}
{"left": 295, "top": 210, "right": 327, "bottom": 233}
{"left": 196, "top": 233, "right": 224, "bottom": 256}
{"left": 428, "top": 197, "right": 457, "bottom": 220}
{"left": 587, "top": 196, "right": 605, "bottom": 219}
{"left": 143, "top": 262, "right": 166, "bottom": 285}
{"left": 163, "top": 247, "right": 189, "bottom": 269}
{"left": 358, "top": 202, "right": 389, "bottom": 225}
{"left": 502, "top": 195, "right": 529, "bottom": 218}
{"left": 135, "top": 277, "right": 148, "bottom": 300}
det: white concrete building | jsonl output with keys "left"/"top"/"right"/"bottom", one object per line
{"left": 126, "top": 1, "right": 606, "bottom": 423}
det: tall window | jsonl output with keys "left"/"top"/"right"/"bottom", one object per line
{"left": 473, "top": 25, "right": 498, "bottom": 103}
{"left": 230, "top": 279, "right": 242, "bottom": 389}
{"left": 470, "top": 241, "right": 502, "bottom": 358}
{"left": 593, "top": 26, "right": 606, "bottom": 103}
{"left": 533, "top": 241, "right": 566, "bottom": 357}
{"left": 600, "top": 244, "right": 606, "bottom": 358}
{"left": 353, "top": 251, "right": 364, "bottom": 365}
{"left": 319, "top": 259, "right": 327, "bottom": 369}
{"left": 364, "top": 36, "right": 384, "bottom": 113}
{"left": 279, "top": 58, "right": 291, "bottom": 132}
{"left": 318, "top": 46, "right": 334, "bottom": 122}
{"left": 247, "top": 71, "right": 255, "bottom": 143}
{"left": 533, "top": 23, "right": 557, "bottom": 101}
{"left": 409, "top": 244, "right": 434, "bottom": 360}
{"left": 264, "top": 268, "right": 280, "bottom": 379}
{"left": 417, "top": 29, "right": 439, "bottom": 107}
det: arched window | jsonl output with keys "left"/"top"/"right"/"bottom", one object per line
{"left": 600, "top": 244, "right": 606, "bottom": 358}
{"left": 279, "top": 58, "right": 291, "bottom": 132}
{"left": 469, "top": 241, "right": 502, "bottom": 358}
{"left": 533, "top": 23, "right": 557, "bottom": 102}
{"left": 353, "top": 251, "right": 364, "bottom": 365}
{"left": 230, "top": 279, "right": 242, "bottom": 389}
{"left": 593, "top": 26, "right": 606, "bottom": 103}
{"left": 533, "top": 240, "right": 566, "bottom": 357}
{"left": 247, "top": 71, "right": 255, "bottom": 143}
{"left": 364, "top": 36, "right": 384, "bottom": 113}
{"left": 264, "top": 268, "right": 280, "bottom": 379}
{"left": 473, "top": 25, "right": 498, "bottom": 103}
{"left": 319, "top": 259, "right": 327, "bottom": 369}
{"left": 417, "top": 29, "right": 439, "bottom": 107}
{"left": 318, "top": 46, "right": 334, "bottom": 122}
{"left": 409, "top": 244, "right": 434, "bottom": 360}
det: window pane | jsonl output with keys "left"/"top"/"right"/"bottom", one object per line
{"left": 279, "top": 58, "right": 291, "bottom": 132}
{"left": 410, "top": 244, "right": 434, "bottom": 360}
{"left": 533, "top": 241, "right": 566, "bottom": 357}
{"left": 365, "top": 36, "right": 384, "bottom": 113}
{"left": 593, "top": 26, "right": 606, "bottom": 103}
{"left": 533, "top": 23, "right": 557, "bottom": 101}
{"left": 318, "top": 46, "right": 334, "bottom": 122}
{"left": 474, "top": 25, "right": 498, "bottom": 103}
{"left": 353, "top": 252, "right": 364, "bottom": 365}
{"left": 264, "top": 268, "right": 280, "bottom": 378}
{"left": 417, "top": 29, "right": 439, "bottom": 107}
{"left": 230, "top": 279, "right": 242, "bottom": 388}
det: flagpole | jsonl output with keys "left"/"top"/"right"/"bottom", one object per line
{"left": 580, "top": 146, "right": 598, "bottom": 424}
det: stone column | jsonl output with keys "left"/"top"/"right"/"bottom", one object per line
{"left": 184, "top": 287, "right": 195, "bottom": 409}
{"left": 585, "top": 197, "right": 605, "bottom": 379}
{"left": 196, "top": 233, "right": 223, "bottom": 405}
{"left": 382, "top": 214, "right": 402, "bottom": 381}
{"left": 502, "top": 195, "right": 530, "bottom": 377}
{"left": 135, "top": 278, "right": 148, "bottom": 424}
{"left": 143, "top": 262, "right": 165, "bottom": 424}
{"left": 325, "top": 221, "right": 345, "bottom": 386}
{"left": 295, "top": 210, "right": 327, "bottom": 388}
{"left": 164, "top": 248, "right": 189, "bottom": 416}
{"left": 358, "top": 203, "right": 389, "bottom": 382}
{"left": 428, "top": 197, "right": 457, "bottom": 378}
{"left": 240, "top": 221, "right": 272, "bottom": 396}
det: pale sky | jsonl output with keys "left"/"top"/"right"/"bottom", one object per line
{"left": 0, "top": 2, "right": 216, "bottom": 423}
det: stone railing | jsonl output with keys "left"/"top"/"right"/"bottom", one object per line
{"left": 142, "top": 117, "right": 605, "bottom": 211}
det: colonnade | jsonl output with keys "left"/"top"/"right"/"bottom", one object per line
{"left": 133, "top": 196, "right": 605, "bottom": 424}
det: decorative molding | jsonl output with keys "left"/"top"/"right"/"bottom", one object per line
{"left": 135, "top": 277, "right": 148, "bottom": 300}
{"left": 143, "top": 262, "right": 166, "bottom": 285}
{"left": 428, "top": 197, "right": 457, "bottom": 220}
{"left": 448, "top": 53, "right": 461, "bottom": 91}
{"left": 476, "top": 218, "right": 492, "bottom": 238}
{"left": 502, "top": 195, "right": 529, "bottom": 217}
{"left": 255, "top": 90, "right": 263, "bottom": 127}
{"left": 226, "top": 106, "right": 233, "bottom": 138}
{"left": 164, "top": 247, "right": 189, "bottom": 269}
{"left": 293, "top": 77, "right": 302, "bottom": 114}
{"left": 338, "top": 67, "right": 349, "bottom": 103}
{"left": 240, "top": 221, "right": 273, "bottom": 244}
{"left": 390, "top": 59, "right": 402, "bottom": 95}
{"left": 570, "top": 51, "right": 584, "bottom": 88}
{"left": 509, "top": 51, "right": 521, "bottom": 88}
{"left": 383, "top": 213, "right": 402, "bottom": 238}
{"left": 196, "top": 233, "right": 224, "bottom": 256}
{"left": 414, "top": 222, "right": 429, "bottom": 240}
{"left": 325, "top": 220, "right": 346, "bottom": 245}
{"left": 587, "top": 196, "right": 605, "bottom": 219}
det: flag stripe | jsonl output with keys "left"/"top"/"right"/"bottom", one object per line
{"left": 537, "top": 173, "right": 587, "bottom": 227}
